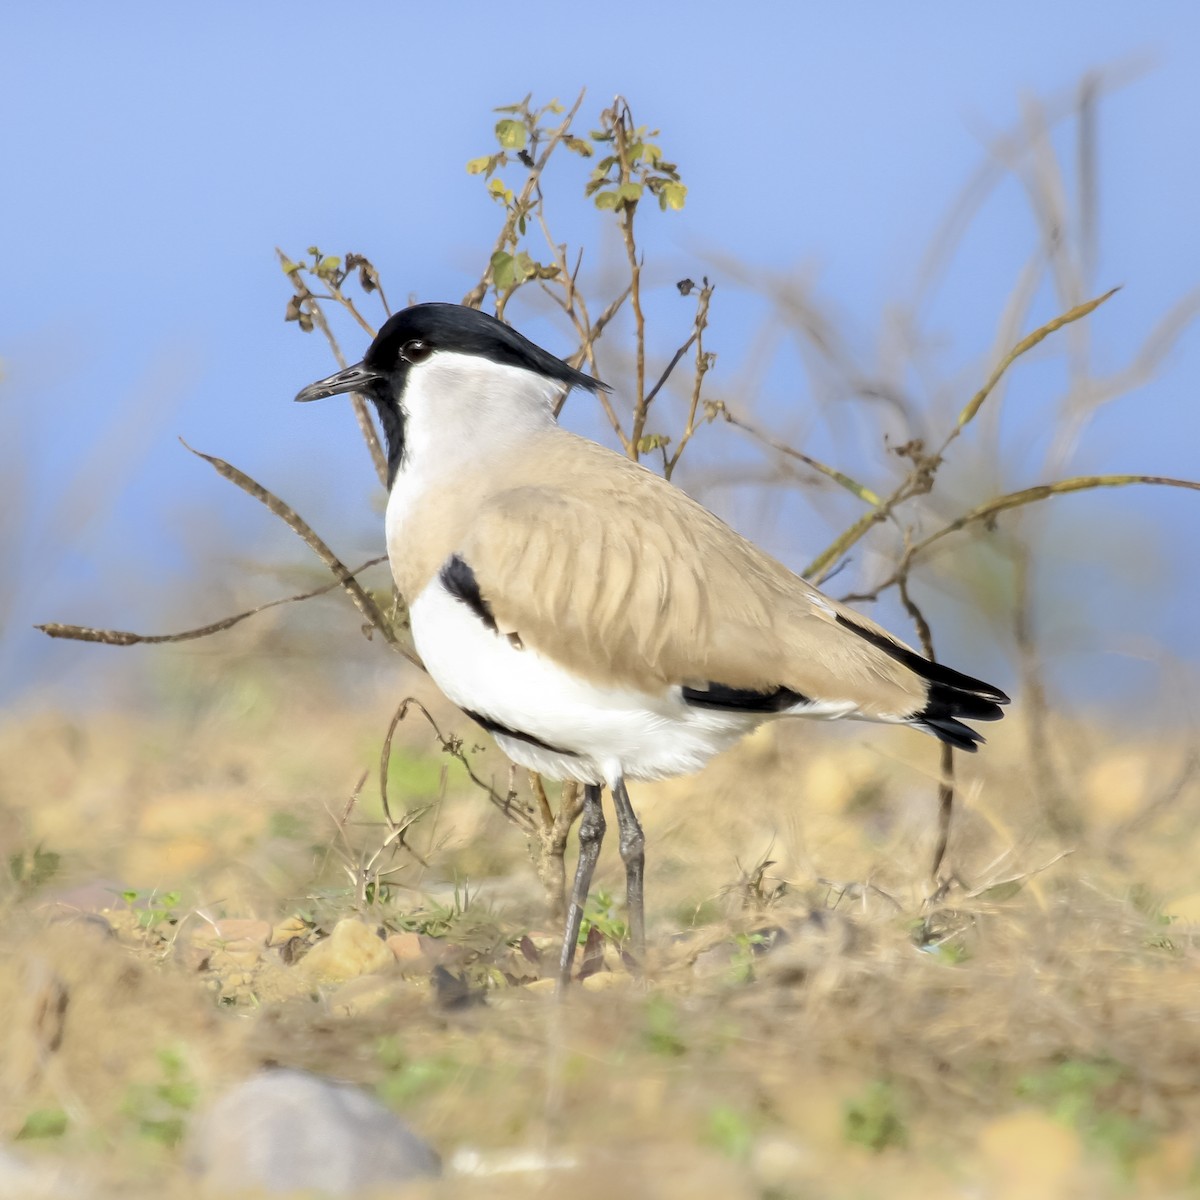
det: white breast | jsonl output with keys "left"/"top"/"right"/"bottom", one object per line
{"left": 408, "top": 578, "right": 761, "bottom": 787}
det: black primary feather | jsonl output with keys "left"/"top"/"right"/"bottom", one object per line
{"left": 833, "top": 613, "right": 1009, "bottom": 751}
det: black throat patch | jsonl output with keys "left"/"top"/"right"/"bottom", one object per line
{"left": 366, "top": 388, "right": 407, "bottom": 486}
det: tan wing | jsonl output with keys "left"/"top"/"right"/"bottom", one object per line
{"left": 454, "top": 439, "right": 973, "bottom": 721}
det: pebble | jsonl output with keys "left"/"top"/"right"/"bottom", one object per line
{"left": 179, "top": 918, "right": 272, "bottom": 972}
{"left": 210, "top": 918, "right": 272, "bottom": 946}
{"left": 0, "top": 1145, "right": 87, "bottom": 1199}
{"left": 579, "top": 970, "right": 632, "bottom": 992}
{"left": 385, "top": 931, "right": 424, "bottom": 963}
{"left": 38, "top": 879, "right": 128, "bottom": 917}
{"left": 296, "top": 919, "right": 393, "bottom": 985}
{"left": 187, "top": 1068, "right": 440, "bottom": 1194}
{"left": 749, "top": 1134, "right": 818, "bottom": 1189}
{"left": 330, "top": 974, "right": 406, "bottom": 1017}
{"left": 269, "top": 915, "right": 309, "bottom": 946}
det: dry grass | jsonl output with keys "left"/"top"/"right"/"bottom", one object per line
{"left": 2, "top": 661, "right": 1199, "bottom": 1199}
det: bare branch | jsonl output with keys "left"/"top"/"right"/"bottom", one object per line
{"left": 897, "top": 574, "right": 957, "bottom": 881}
{"left": 803, "top": 288, "right": 1123, "bottom": 583}
{"left": 612, "top": 102, "right": 648, "bottom": 457}
{"left": 36, "top": 556, "right": 387, "bottom": 647}
{"left": 719, "top": 407, "right": 881, "bottom": 506}
{"left": 278, "top": 249, "right": 389, "bottom": 488}
{"left": 662, "top": 283, "right": 715, "bottom": 480}
{"left": 385, "top": 697, "right": 536, "bottom": 833}
{"left": 558, "top": 283, "right": 635, "bottom": 440}
{"left": 178, "top": 440, "right": 419, "bottom": 665}
{"left": 844, "top": 473, "right": 1200, "bottom": 604}
{"left": 940, "top": 287, "right": 1119, "bottom": 456}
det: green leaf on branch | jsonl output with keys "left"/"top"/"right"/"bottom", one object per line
{"left": 617, "top": 182, "right": 644, "bottom": 203}
{"left": 594, "top": 191, "right": 620, "bottom": 210}
{"left": 466, "top": 155, "right": 494, "bottom": 175}
{"left": 637, "top": 433, "right": 672, "bottom": 454}
{"left": 564, "top": 136, "right": 593, "bottom": 157}
{"left": 512, "top": 251, "right": 538, "bottom": 284}
{"left": 659, "top": 181, "right": 688, "bottom": 211}
{"left": 490, "top": 251, "right": 515, "bottom": 290}
{"left": 495, "top": 119, "right": 527, "bottom": 150}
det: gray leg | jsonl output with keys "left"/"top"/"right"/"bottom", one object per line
{"left": 558, "top": 783, "right": 605, "bottom": 990}
{"left": 610, "top": 777, "right": 646, "bottom": 970}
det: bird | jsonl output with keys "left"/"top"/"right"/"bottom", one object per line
{"left": 295, "top": 302, "right": 1009, "bottom": 987}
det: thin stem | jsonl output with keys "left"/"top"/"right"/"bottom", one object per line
{"left": 613, "top": 106, "right": 647, "bottom": 458}
{"left": 664, "top": 283, "right": 714, "bottom": 481}
{"left": 462, "top": 89, "right": 587, "bottom": 311}
{"left": 278, "top": 249, "right": 389, "bottom": 489}
{"left": 720, "top": 409, "right": 881, "bottom": 506}
{"left": 842, "top": 473, "right": 1200, "bottom": 604}
{"left": 37, "top": 556, "right": 387, "bottom": 647}
{"left": 897, "top": 573, "right": 956, "bottom": 881}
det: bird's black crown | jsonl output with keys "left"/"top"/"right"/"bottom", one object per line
{"left": 364, "top": 303, "right": 607, "bottom": 393}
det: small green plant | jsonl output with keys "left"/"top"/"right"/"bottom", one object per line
{"left": 387, "top": 879, "right": 487, "bottom": 938}
{"left": 727, "top": 930, "right": 772, "bottom": 984}
{"left": 267, "top": 810, "right": 305, "bottom": 839}
{"left": 580, "top": 888, "right": 628, "bottom": 943}
{"left": 1016, "top": 1058, "right": 1154, "bottom": 1171}
{"left": 7, "top": 844, "right": 61, "bottom": 895}
{"left": 844, "top": 1081, "right": 908, "bottom": 1152}
{"left": 375, "top": 1039, "right": 463, "bottom": 1105}
{"left": 121, "top": 888, "right": 182, "bottom": 930}
{"left": 122, "top": 1047, "right": 198, "bottom": 1147}
{"left": 15, "top": 1107, "right": 68, "bottom": 1140}
{"left": 705, "top": 1103, "right": 755, "bottom": 1161}
{"left": 642, "top": 994, "right": 687, "bottom": 1057}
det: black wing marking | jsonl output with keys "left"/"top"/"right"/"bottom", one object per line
{"left": 463, "top": 708, "right": 578, "bottom": 756}
{"left": 681, "top": 683, "right": 808, "bottom": 713}
{"left": 439, "top": 554, "right": 497, "bottom": 633}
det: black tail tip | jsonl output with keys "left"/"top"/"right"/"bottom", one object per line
{"left": 915, "top": 681, "right": 1009, "bottom": 751}
{"left": 917, "top": 715, "right": 987, "bottom": 752}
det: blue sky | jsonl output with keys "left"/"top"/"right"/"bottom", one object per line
{"left": 4, "top": 2, "right": 1199, "bottom": 718}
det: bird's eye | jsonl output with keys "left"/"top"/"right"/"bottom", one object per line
{"left": 402, "top": 339, "right": 432, "bottom": 364}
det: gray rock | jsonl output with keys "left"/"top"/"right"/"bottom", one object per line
{"left": 187, "top": 1068, "right": 440, "bottom": 1195}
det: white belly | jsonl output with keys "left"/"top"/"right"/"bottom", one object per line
{"left": 409, "top": 580, "right": 759, "bottom": 786}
